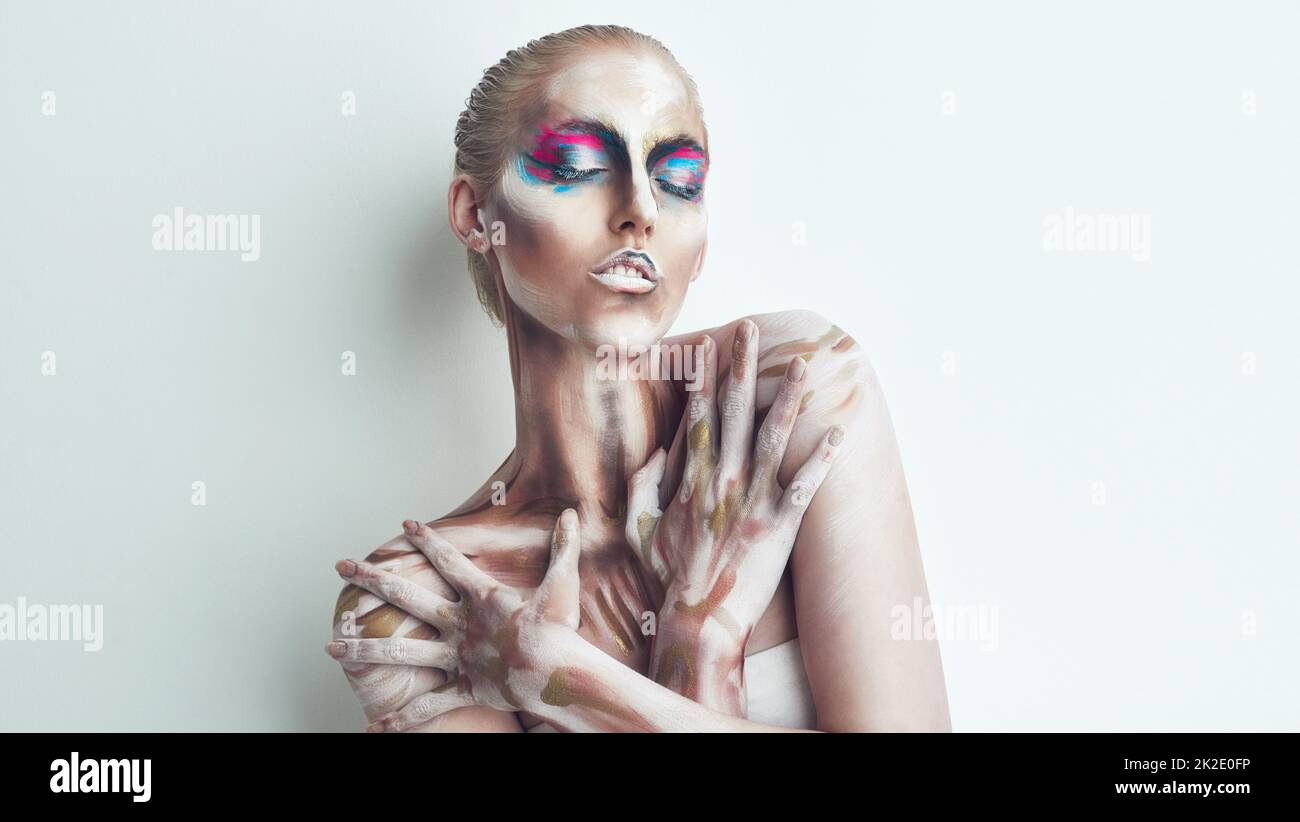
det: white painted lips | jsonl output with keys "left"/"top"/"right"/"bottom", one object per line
{"left": 589, "top": 252, "right": 660, "bottom": 294}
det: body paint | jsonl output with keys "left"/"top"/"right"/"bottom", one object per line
{"left": 651, "top": 144, "right": 707, "bottom": 203}
{"left": 516, "top": 125, "right": 612, "bottom": 192}
{"left": 540, "top": 666, "right": 659, "bottom": 732}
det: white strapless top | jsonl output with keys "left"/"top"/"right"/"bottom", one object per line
{"left": 525, "top": 637, "right": 817, "bottom": 732}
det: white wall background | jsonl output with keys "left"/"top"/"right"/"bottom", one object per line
{"left": 2, "top": 0, "right": 1296, "bottom": 731}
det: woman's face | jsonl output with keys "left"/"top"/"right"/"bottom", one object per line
{"left": 484, "top": 48, "right": 709, "bottom": 350}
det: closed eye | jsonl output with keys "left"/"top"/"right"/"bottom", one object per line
{"left": 553, "top": 165, "right": 606, "bottom": 183}
{"left": 655, "top": 178, "right": 702, "bottom": 201}
{"left": 647, "top": 138, "right": 707, "bottom": 203}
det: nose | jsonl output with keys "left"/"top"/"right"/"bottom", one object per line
{"left": 609, "top": 165, "right": 657, "bottom": 246}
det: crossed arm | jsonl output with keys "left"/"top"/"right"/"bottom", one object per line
{"left": 329, "top": 311, "right": 950, "bottom": 732}
{"left": 644, "top": 310, "right": 949, "bottom": 730}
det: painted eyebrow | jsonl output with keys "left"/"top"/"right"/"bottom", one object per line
{"left": 547, "top": 119, "right": 707, "bottom": 168}
{"left": 646, "top": 136, "right": 708, "bottom": 169}
{"left": 548, "top": 119, "right": 626, "bottom": 156}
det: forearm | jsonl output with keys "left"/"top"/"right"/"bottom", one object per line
{"left": 648, "top": 590, "right": 749, "bottom": 717}
{"left": 525, "top": 626, "right": 815, "bottom": 733}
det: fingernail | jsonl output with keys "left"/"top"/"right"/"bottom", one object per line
{"left": 828, "top": 425, "right": 845, "bottom": 446}
{"left": 325, "top": 641, "right": 347, "bottom": 658}
{"left": 732, "top": 328, "right": 751, "bottom": 380}
{"left": 787, "top": 356, "right": 807, "bottom": 382}
{"left": 336, "top": 559, "right": 357, "bottom": 577}
{"left": 366, "top": 720, "right": 386, "bottom": 733}
{"left": 402, "top": 520, "right": 419, "bottom": 536}
{"left": 560, "top": 508, "right": 578, "bottom": 530}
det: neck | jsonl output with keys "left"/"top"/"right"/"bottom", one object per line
{"left": 499, "top": 304, "right": 681, "bottom": 524}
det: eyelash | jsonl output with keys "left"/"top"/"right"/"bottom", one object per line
{"left": 655, "top": 178, "right": 702, "bottom": 201}
{"left": 540, "top": 161, "right": 704, "bottom": 201}
{"left": 552, "top": 164, "right": 605, "bottom": 182}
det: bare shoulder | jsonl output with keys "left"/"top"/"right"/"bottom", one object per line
{"left": 328, "top": 508, "right": 531, "bottom": 730}
{"left": 669, "top": 308, "right": 878, "bottom": 420}
{"left": 332, "top": 502, "right": 547, "bottom": 629}
{"left": 331, "top": 522, "right": 452, "bottom": 646}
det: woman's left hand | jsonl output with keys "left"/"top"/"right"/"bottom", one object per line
{"left": 326, "top": 510, "right": 582, "bottom": 731}
{"left": 625, "top": 322, "right": 843, "bottom": 648}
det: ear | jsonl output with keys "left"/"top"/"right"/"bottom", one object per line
{"left": 689, "top": 234, "right": 708, "bottom": 283}
{"left": 448, "top": 175, "right": 489, "bottom": 253}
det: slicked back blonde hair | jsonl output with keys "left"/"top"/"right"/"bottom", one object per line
{"left": 453, "top": 25, "right": 705, "bottom": 325}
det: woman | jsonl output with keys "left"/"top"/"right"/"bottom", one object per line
{"left": 326, "top": 24, "right": 950, "bottom": 731}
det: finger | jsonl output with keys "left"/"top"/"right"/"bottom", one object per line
{"left": 325, "top": 637, "right": 456, "bottom": 669}
{"left": 334, "top": 558, "right": 458, "bottom": 632}
{"left": 660, "top": 403, "right": 689, "bottom": 509}
{"left": 625, "top": 449, "right": 669, "bottom": 578}
{"left": 367, "top": 688, "right": 474, "bottom": 733}
{"left": 401, "top": 520, "right": 496, "bottom": 601}
{"left": 718, "top": 320, "right": 758, "bottom": 481}
{"left": 752, "top": 355, "right": 808, "bottom": 494}
{"left": 529, "top": 509, "right": 581, "bottom": 628}
{"left": 778, "top": 425, "right": 845, "bottom": 522}
{"left": 680, "top": 334, "right": 719, "bottom": 502}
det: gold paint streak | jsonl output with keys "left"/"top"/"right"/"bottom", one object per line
{"left": 689, "top": 418, "right": 712, "bottom": 451}
{"left": 654, "top": 642, "right": 697, "bottom": 688}
{"left": 539, "top": 668, "right": 652, "bottom": 730}
{"left": 540, "top": 669, "right": 581, "bottom": 707}
{"left": 406, "top": 624, "right": 436, "bottom": 641}
{"left": 435, "top": 604, "right": 462, "bottom": 628}
{"left": 636, "top": 511, "right": 660, "bottom": 553}
{"left": 334, "top": 586, "right": 361, "bottom": 623}
{"left": 595, "top": 589, "right": 634, "bottom": 656}
{"left": 709, "top": 497, "right": 729, "bottom": 541}
{"left": 757, "top": 352, "right": 815, "bottom": 379}
{"left": 799, "top": 389, "right": 816, "bottom": 413}
{"left": 357, "top": 605, "right": 404, "bottom": 638}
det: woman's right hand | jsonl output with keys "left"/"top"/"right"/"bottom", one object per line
{"left": 327, "top": 510, "right": 584, "bottom": 730}
{"left": 623, "top": 320, "right": 843, "bottom": 703}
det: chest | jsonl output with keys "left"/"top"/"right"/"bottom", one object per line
{"left": 446, "top": 509, "right": 797, "bottom": 681}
